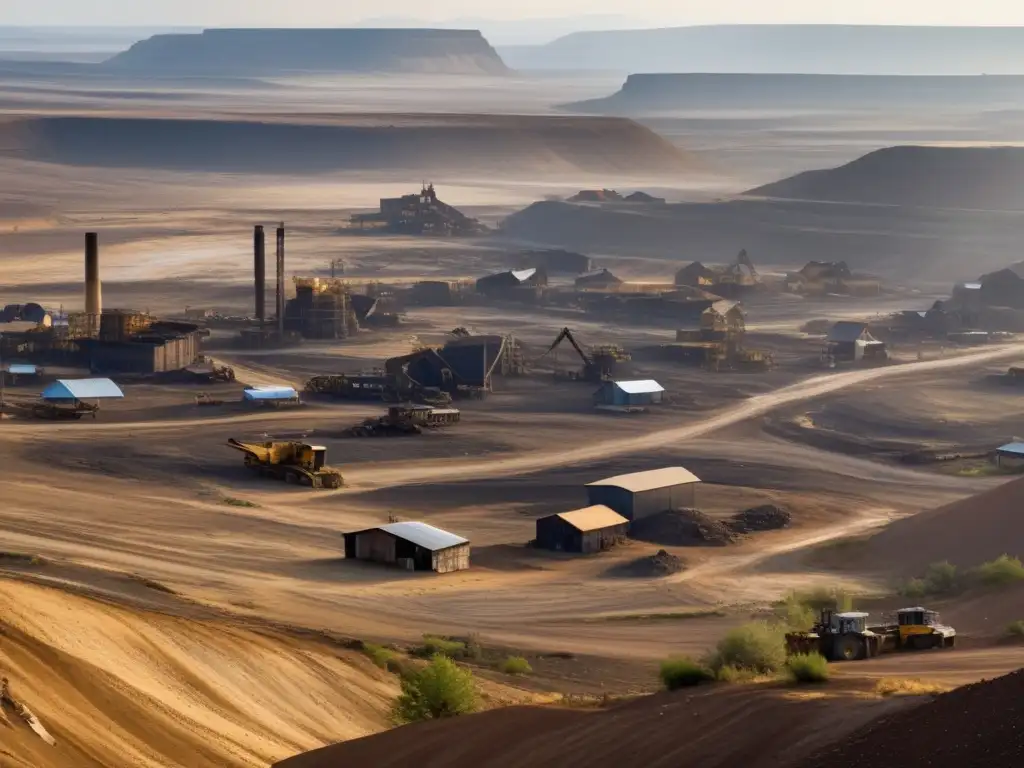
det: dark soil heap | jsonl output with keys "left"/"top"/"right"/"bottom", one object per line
{"left": 630, "top": 509, "right": 736, "bottom": 547}
{"left": 608, "top": 549, "right": 686, "bottom": 578}
{"left": 802, "top": 670, "right": 1024, "bottom": 766}
{"left": 727, "top": 505, "right": 792, "bottom": 534}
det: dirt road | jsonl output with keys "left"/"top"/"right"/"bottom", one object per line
{"left": 335, "top": 342, "right": 1024, "bottom": 490}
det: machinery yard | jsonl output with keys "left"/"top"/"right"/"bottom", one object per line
{"left": 2, "top": 25, "right": 1024, "bottom": 768}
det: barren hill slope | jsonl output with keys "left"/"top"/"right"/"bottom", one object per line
{"left": 104, "top": 28, "right": 510, "bottom": 76}
{"left": 0, "top": 579, "right": 395, "bottom": 768}
{"left": 0, "top": 114, "right": 695, "bottom": 176}
{"left": 276, "top": 684, "right": 910, "bottom": 768}
{"left": 746, "top": 146, "right": 1024, "bottom": 210}
{"left": 849, "top": 476, "right": 1024, "bottom": 578}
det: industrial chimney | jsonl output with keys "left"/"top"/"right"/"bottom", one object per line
{"left": 276, "top": 223, "right": 285, "bottom": 335}
{"left": 254, "top": 225, "right": 266, "bottom": 323}
{"left": 84, "top": 232, "right": 101, "bottom": 336}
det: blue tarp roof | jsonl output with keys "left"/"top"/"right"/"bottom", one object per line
{"left": 5, "top": 364, "right": 38, "bottom": 375}
{"left": 997, "top": 443, "right": 1024, "bottom": 456}
{"left": 41, "top": 378, "right": 123, "bottom": 401}
{"left": 243, "top": 386, "right": 298, "bottom": 402}
{"left": 612, "top": 379, "right": 665, "bottom": 395}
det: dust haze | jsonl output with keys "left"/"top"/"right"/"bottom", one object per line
{"left": 1, "top": 21, "right": 1024, "bottom": 768}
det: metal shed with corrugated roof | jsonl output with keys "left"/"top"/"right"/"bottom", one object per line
{"left": 596, "top": 379, "right": 665, "bottom": 407}
{"left": 40, "top": 378, "right": 124, "bottom": 401}
{"left": 586, "top": 467, "right": 701, "bottom": 521}
{"left": 535, "top": 505, "right": 629, "bottom": 554}
{"left": 343, "top": 521, "right": 470, "bottom": 574}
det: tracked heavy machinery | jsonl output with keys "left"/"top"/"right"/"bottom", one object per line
{"left": 226, "top": 439, "right": 343, "bottom": 488}
{"left": 347, "top": 404, "right": 461, "bottom": 437}
{"left": 540, "top": 327, "right": 631, "bottom": 382}
{"left": 882, "top": 607, "right": 956, "bottom": 650}
{"left": 786, "top": 607, "right": 955, "bottom": 661}
{"left": 305, "top": 373, "right": 452, "bottom": 407}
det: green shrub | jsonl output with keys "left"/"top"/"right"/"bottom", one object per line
{"left": 416, "top": 635, "right": 468, "bottom": 659}
{"left": 785, "top": 653, "right": 830, "bottom": 684}
{"left": 900, "top": 578, "right": 927, "bottom": 599}
{"left": 791, "top": 587, "right": 853, "bottom": 613}
{"left": 658, "top": 657, "right": 715, "bottom": 690}
{"left": 363, "top": 643, "right": 397, "bottom": 670}
{"left": 775, "top": 594, "right": 817, "bottom": 630}
{"left": 464, "top": 633, "right": 484, "bottom": 661}
{"left": 972, "top": 555, "right": 1024, "bottom": 587}
{"left": 922, "top": 561, "right": 960, "bottom": 594}
{"left": 499, "top": 656, "right": 533, "bottom": 676}
{"left": 714, "top": 665, "right": 757, "bottom": 683}
{"left": 707, "top": 622, "right": 786, "bottom": 675}
{"left": 1005, "top": 620, "right": 1024, "bottom": 639}
{"left": 392, "top": 655, "right": 478, "bottom": 723}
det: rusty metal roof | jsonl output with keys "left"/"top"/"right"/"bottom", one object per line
{"left": 554, "top": 505, "right": 629, "bottom": 532}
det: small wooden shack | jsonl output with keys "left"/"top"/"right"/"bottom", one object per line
{"left": 535, "top": 505, "right": 629, "bottom": 554}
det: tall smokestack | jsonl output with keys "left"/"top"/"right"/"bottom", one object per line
{"left": 254, "top": 225, "right": 266, "bottom": 323}
{"left": 84, "top": 232, "right": 101, "bottom": 336}
{"left": 276, "top": 223, "right": 285, "bottom": 335}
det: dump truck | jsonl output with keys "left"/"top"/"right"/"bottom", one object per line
{"left": 227, "top": 439, "right": 343, "bottom": 488}
{"left": 786, "top": 607, "right": 955, "bottom": 661}
{"left": 347, "top": 405, "right": 461, "bottom": 437}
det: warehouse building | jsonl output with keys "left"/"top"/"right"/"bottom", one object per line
{"left": 586, "top": 467, "right": 701, "bottom": 521}
{"left": 535, "top": 505, "right": 629, "bottom": 554}
{"left": 595, "top": 379, "right": 664, "bottom": 407}
{"left": 343, "top": 521, "right": 470, "bottom": 574}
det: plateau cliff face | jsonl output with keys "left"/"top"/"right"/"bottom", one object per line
{"left": 103, "top": 28, "right": 510, "bottom": 76}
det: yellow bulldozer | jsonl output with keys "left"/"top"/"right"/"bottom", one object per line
{"left": 227, "top": 439, "right": 343, "bottom": 489}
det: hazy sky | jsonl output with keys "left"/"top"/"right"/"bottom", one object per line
{"left": 2, "top": 1, "right": 1024, "bottom": 27}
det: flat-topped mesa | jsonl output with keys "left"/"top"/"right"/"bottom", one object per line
{"left": 103, "top": 28, "right": 511, "bottom": 76}
{"left": 568, "top": 73, "right": 1024, "bottom": 114}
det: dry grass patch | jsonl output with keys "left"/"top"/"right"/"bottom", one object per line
{"left": 875, "top": 678, "right": 950, "bottom": 697}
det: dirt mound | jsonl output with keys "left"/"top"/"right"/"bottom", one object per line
{"left": 607, "top": 549, "right": 685, "bottom": 578}
{"left": 104, "top": 28, "right": 509, "bottom": 76}
{"left": 727, "top": 505, "right": 792, "bottom": 534}
{"left": 630, "top": 509, "right": 737, "bottom": 547}
{"left": 0, "top": 115, "right": 694, "bottom": 177}
{"left": 276, "top": 683, "right": 911, "bottom": 768}
{"left": 746, "top": 147, "right": 1024, "bottom": 211}
{"left": 802, "top": 670, "right": 1024, "bottom": 765}
{"left": 851, "top": 476, "right": 1024, "bottom": 577}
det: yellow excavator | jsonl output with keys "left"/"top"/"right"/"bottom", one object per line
{"left": 227, "top": 439, "right": 343, "bottom": 488}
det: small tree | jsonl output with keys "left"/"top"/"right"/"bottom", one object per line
{"left": 392, "top": 655, "right": 478, "bottom": 724}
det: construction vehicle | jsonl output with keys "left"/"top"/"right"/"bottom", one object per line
{"left": 540, "top": 328, "right": 631, "bottom": 382}
{"left": 882, "top": 607, "right": 956, "bottom": 650}
{"left": 226, "top": 439, "right": 343, "bottom": 488}
{"left": 305, "top": 373, "right": 452, "bottom": 407}
{"left": 347, "top": 404, "right": 461, "bottom": 437}
{"left": 786, "top": 607, "right": 955, "bottom": 661}
{"left": 25, "top": 400, "right": 99, "bottom": 420}
{"left": 785, "top": 610, "right": 885, "bottom": 661}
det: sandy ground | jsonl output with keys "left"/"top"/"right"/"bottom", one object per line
{"left": 3, "top": 64, "right": 1024, "bottom": 767}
